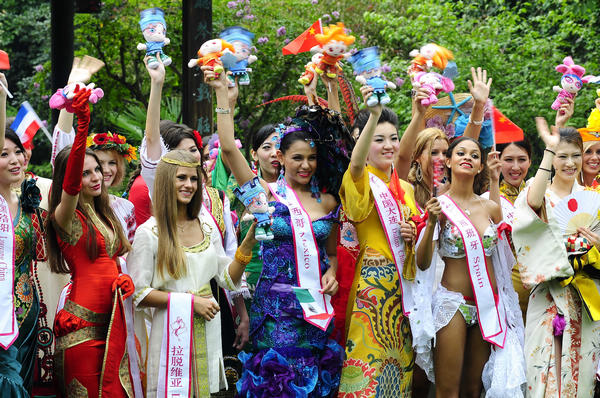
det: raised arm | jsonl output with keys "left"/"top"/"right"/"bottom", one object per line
{"left": 0, "top": 73, "right": 6, "bottom": 151}
{"left": 321, "top": 74, "right": 341, "bottom": 113}
{"left": 53, "top": 89, "right": 93, "bottom": 234}
{"left": 554, "top": 97, "right": 574, "bottom": 128}
{"left": 396, "top": 87, "right": 430, "bottom": 179}
{"left": 463, "top": 67, "right": 492, "bottom": 140}
{"left": 487, "top": 151, "right": 502, "bottom": 208}
{"left": 349, "top": 86, "right": 382, "bottom": 179}
{"left": 202, "top": 66, "right": 255, "bottom": 186}
{"left": 144, "top": 54, "right": 166, "bottom": 161}
{"left": 416, "top": 197, "right": 441, "bottom": 270}
{"left": 527, "top": 118, "right": 559, "bottom": 211}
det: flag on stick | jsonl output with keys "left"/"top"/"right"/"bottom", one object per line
{"left": 282, "top": 20, "right": 323, "bottom": 55}
{"left": 492, "top": 105, "right": 523, "bottom": 145}
{"left": 11, "top": 102, "right": 52, "bottom": 148}
{"left": 0, "top": 51, "right": 9, "bottom": 70}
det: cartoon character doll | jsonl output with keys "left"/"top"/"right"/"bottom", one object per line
{"left": 234, "top": 176, "right": 275, "bottom": 241}
{"left": 407, "top": 43, "right": 453, "bottom": 78}
{"left": 49, "top": 82, "right": 104, "bottom": 112}
{"left": 551, "top": 56, "right": 594, "bottom": 110}
{"left": 312, "top": 22, "right": 355, "bottom": 78}
{"left": 349, "top": 47, "right": 397, "bottom": 106}
{"left": 187, "top": 39, "right": 235, "bottom": 80}
{"left": 298, "top": 53, "right": 323, "bottom": 85}
{"left": 411, "top": 72, "right": 455, "bottom": 106}
{"left": 219, "top": 26, "right": 257, "bottom": 86}
{"left": 137, "top": 7, "right": 172, "bottom": 69}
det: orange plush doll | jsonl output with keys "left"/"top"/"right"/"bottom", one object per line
{"left": 187, "top": 38, "right": 234, "bottom": 79}
{"left": 313, "top": 22, "right": 355, "bottom": 78}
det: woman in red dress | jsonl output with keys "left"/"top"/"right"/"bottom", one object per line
{"left": 45, "top": 87, "right": 137, "bottom": 397}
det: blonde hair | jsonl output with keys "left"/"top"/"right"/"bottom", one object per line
{"left": 407, "top": 128, "right": 448, "bottom": 208}
{"left": 153, "top": 150, "right": 203, "bottom": 279}
{"left": 315, "top": 22, "right": 355, "bottom": 46}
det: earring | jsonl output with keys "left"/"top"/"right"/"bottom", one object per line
{"left": 415, "top": 163, "right": 423, "bottom": 183}
{"left": 310, "top": 175, "right": 321, "bottom": 203}
{"left": 276, "top": 166, "right": 287, "bottom": 196}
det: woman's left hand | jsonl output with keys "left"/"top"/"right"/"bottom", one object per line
{"left": 240, "top": 221, "right": 259, "bottom": 252}
{"left": 400, "top": 221, "right": 415, "bottom": 243}
{"left": 201, "top": 65, "right": 228, "bottom": 92}
{"left": 468, "top": 67, "right": 492, "bottom": 104}
{"left": 577, "top": 227, "right": 600, "bottom": 248}
{"left": 320, "top": 267, "right": 339, "bottom": 296}
{"left": 233, "top": 313, "right": 249, "bottom": 350}
{"left": 487, "top": 151, "right": 502, "bottom": 182}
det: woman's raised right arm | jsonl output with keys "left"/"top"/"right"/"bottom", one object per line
{"left": 527, "top": 118, "right": 558, "bottom": 211}
{"left": 349, "top": 86, "right": 382, "bottom": 180}
{"left": 144, "top": 54, "right": 166, "bottom": 161}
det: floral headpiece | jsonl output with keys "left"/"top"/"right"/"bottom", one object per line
{"left": 86, "top": 132, "right": 137, "bottom": 163}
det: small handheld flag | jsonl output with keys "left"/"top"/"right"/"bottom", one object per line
{"left": 282, "top": 20, "right": 323, "bottom": 55}
{"left": 11, "top": 102, "right": 52, "bottom": 148}
{"left": 0, "top": 50, "right": 12, "bottom": 98}
{"left": 492, "top": 105, "right": 523, "bottom": 145}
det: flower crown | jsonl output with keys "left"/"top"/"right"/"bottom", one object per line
{"left": 86, "top": 132, "right": 137, "bottom": 163}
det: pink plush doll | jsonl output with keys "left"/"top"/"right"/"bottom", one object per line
{"left": 412, "top": 72, "right": 454, "bottom": 106}
{"left": 551, "top": 56, "right": 595, "bottom": 110}
{"left": 49, "top": 82, "right": 104, "bottom": 112}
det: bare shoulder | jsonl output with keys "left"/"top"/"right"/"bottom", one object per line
{"left": 481, "top": 197, "right": 502, "bottom": 222}
{"left": 321, "top": 193, "right": 339, "bottom": 215}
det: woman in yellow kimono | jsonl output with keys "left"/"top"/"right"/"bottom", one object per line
{"left": 338, "top": 88, "right": 425, "bottom": 397}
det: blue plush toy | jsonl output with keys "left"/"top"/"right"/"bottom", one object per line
{"left": 234, "top": 176, "right": 275, "bottom": 241}
{"left": 137, "top": 8, "right": 172, "bottom": 69}
{"left": 349, "top": 47, "right": 396, "bottom": 107}
{"left": 219, "top": 26, "right": 257, "bottom": 86}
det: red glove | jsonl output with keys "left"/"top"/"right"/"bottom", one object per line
{"left": 62, "top": 87, "right": 92, "bottom": 196}
{"left": 112, "top": 273, "right": 135, "bottom": 299}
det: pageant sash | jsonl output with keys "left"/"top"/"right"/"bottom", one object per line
{"left": 368, "top": 172, "right": 415, "bottom": 316}
{"left": 157, "top": 293, "right": 194, "bottom": 398}
{"left": 0, "top": 195, "right": 17, "bottom": 349}
{"left": 438, "top": 194, "right": 506, "bottom": 348}
{"left": 268, "top": 183, "right": 334, "bottom": 331}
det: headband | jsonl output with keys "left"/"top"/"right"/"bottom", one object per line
{"left": 160, "top": 156, "right": 201, "bottom": 168}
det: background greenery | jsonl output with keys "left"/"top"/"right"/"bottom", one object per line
{"left": 1, "top": 0, "right": 599, "bottom": 180}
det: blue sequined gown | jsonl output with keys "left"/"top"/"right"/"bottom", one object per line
{"left": 237, "top": 202, "right": 343, "bottom": 397}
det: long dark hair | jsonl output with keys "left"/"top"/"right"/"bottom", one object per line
{"left": 45, "top": 146, "right": 131, "bottom": 273}
{"left": 446, "top": 136, "right": 488, "bottom": 194}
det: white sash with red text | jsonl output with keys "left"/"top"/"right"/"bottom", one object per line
{"left": 0, "top": 195, "right": 17, "bottom": 349}
{"left": 368, "top": 172, "right": 415, "bottom": 316}
{"left": 157, "top": 292, "right": 194, "bottom": 397}
{"left": 438, "top": 195, "right": 506, "bottom": 347}
{"left": 268, "top": 183, "right": 334, "bottom": 331}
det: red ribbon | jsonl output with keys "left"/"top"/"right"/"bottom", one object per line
{"left": 193, "top": 130, "right": 203, "bottom": 149}
{"left": 497, "top": 222, "right": 512, "bottom": 240}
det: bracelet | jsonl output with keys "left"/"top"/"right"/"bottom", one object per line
{"left": 235, "top": 248, "right": 252, "bottom": 265}
{"left": 538, "top": 167, "right": 552, "bottom": 173}
{"left": 215, "top": 107, "right": 231, "bottom": 114}
{"left": 469, "top": 115, "right": 484, "bottom": 125}
{"left": 544, "top": 148, "right": 556, "bottom": 156}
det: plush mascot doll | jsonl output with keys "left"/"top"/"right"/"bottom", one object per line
{"left": 407, "top": 43, "right": 453, "bottom": 78}
{"left": 349, "top": 46, "right": 397, "bottom": 106}
{"left": 188, "top": 39, "right": 235, "bottom": 79}
{"left": 49, "top": 82, "right": 104, "bottom": 112}
{"left": 298, "top": 53, "right": 323, "bottom": 86}
{"left": 411, "top": 72, "right": 454, "bottom": 106}
{"left": 219, "top": 26, "right": 257, "bottom": 86}
{"left": 137, "top": 7, "right": 172, "bottom": 69}
{"left": 234, "top": 176, "right": 275, "bottom": 241}
{"left": 312, "top": 22, "right": 355, "bottom": 78}
{"left": 551, "top": 56, "right": 595, "bottom": 110}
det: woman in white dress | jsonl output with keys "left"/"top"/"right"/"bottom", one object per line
{"left": 127, "top": 149, "right": 257, "bottom": 396}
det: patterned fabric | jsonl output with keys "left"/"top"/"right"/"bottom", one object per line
{"left": 237, "top": 202, "right": 344, "bottom": 397}
{"left": 498, "top": 180, "right": 524, "bottom": 205}
{"left": 0, "top": 205, "right": 40, "bottom": 397}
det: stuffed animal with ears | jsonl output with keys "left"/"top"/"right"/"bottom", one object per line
{"left": 136, "top": 8, "right": 172, "bottom": 69}
{"left": 349, "top": 46, "right": 396, "bottom": 107}
{"left": 411, "top": 72, "right": 454, "bottom": 106}
{"left": 219, "top": 26, "right": 257, "bottom": 86}
{"left": 188, "top": 39, "right": 235, "bottom": 79}
{"left": 49, "top": 82, "right": 104, "bottom": 112}
{"left": 298, "top": 53, "right": 324, "bottom": 85}
{"left": 407, "top": 43, "right": 453, "bottom": 77}
{"left": 234, "top": 176, "right": 275, "bottom": 241}
{"left": 312, "top": 22, "right": 355, "bottom": 78}
{"left": 551, "top": 56, "right": 596, "bottom": 110}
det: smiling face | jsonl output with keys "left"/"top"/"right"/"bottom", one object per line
{"left": 324, "top": 40, "right": 347, "bottom": 57}
{"left": 175, "top": 138, "right": 201, "bottom": 163}
{"left": 94, "top": 149, "right": 120, "bottom": 187}
{"left": 583, "top": 142, "right": 600, "bottom": 181}
{"left": 278, "top": 139, "right": 317, "bottom": 187}
{"left": 252, "top": 132, "right": 280, "bottom": 180}
{"left": 174, "top": 166, "right": 199, "bottom": 205}
{"left": 553, "top": 141, "right": 582, "bottom": 181}
{"left": 142, "top": 22, "right": 165, "bottom": 42}
{"left": 500, "top": 143, "right": 531, "bottom": 187}
{"left": 80, "top": 155, "right": 103, "bottom": 200}
{"left": 0, "top": 138, "right": 25, "bottom": 187}
{"left": 418, "top": 137, "right": 448, "bottom": 182}
{"left": 446, "top": 139, "right": 483, "bottom": 179}
{"left": 367, "top": 122, "right": 399, "bottom": 172}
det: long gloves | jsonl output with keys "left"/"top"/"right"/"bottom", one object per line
{"left": 62, "top": 87, "right": 92, "bottom": 196}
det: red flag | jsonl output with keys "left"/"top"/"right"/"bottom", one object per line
{"left": 492, "top": 106, "right": 523, "bottom": 144}
{"left": 282, "top": 19, "right": 323, "bottom": 55}
{"left": 0, "top": 51, "right": 9, "bottom": 70}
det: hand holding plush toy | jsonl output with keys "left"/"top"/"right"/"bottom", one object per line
{"left": 551, "top": 56, "right": 596, "bottom": 110}
{"left": 219, "top": 27, "right": 256, "bottom": 86}
{"left": 312, "top": 22, "right": 355, "bottom": 78}
{"left": 408, "top": 43, "right": 453, "bottom": 77}
{"left": 298, "top": 53, "right": 323, "bottom": 86}
{"left": 411, "top": 72, "right": 454, "bottom": 106}
{"left": 137, "top": 8, "right": 172, "bottom": 69}
{"left": 188, "top": 39, "right": 235, "bottom": 79}
{"left": 234, "top": 176, "right": 275, "bottom": 241}
{"left": 49, "top": 82, "right": 104, "bottom": 113}
{"left": 349, "top": 47, "right": 396, "bottom": 107}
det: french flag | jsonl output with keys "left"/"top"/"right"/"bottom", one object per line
{"left": 10, "top": 102, "right": 43, "bottom": 149}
